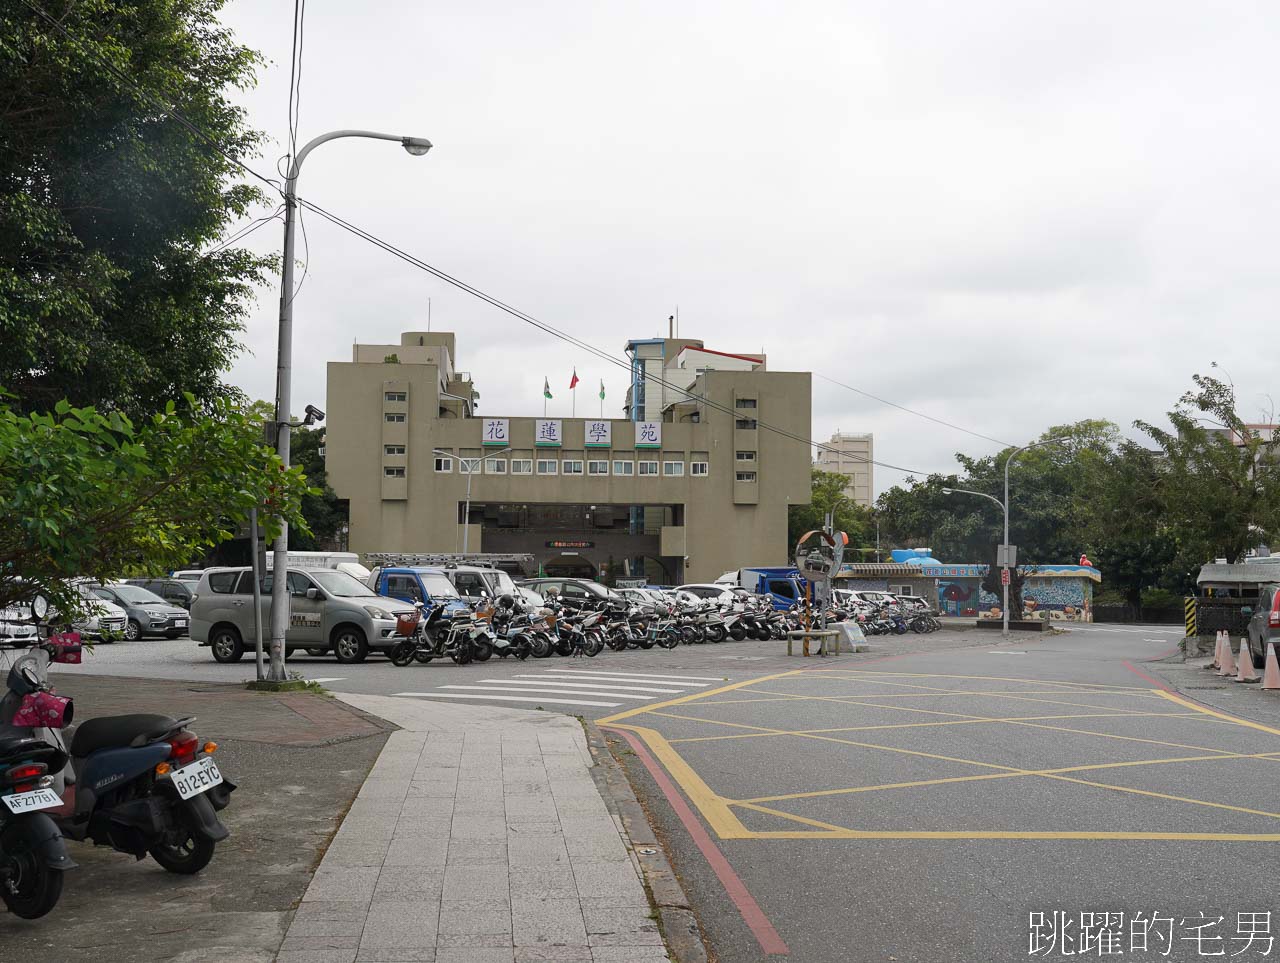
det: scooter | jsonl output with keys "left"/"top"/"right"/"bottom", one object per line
{"left": 0, "top": 730, "right": 76, "bottom": 918}
{"left": 1, "top": 613, "right": 235, "bottom": 877}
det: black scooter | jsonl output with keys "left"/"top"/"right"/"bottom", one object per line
{"left": 0, "top": 730, "right": 76, "bottom": 918}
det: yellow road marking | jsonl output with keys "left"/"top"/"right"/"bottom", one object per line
{"left": 607, "top": 723, "right": 753, "bottom": 838}
{"left": 667, "top": 711, "right": 1213, "bottom": 744}
{"left": 596, "top": 669, "right": 804, "bottom": 726}
{"left": 735, "top": 801, "right": 854, "bottom": 833}
{"left": 821, "top": 669, "right": 1151, "bottom": 690}
{"left": 744, "top": 830, "right": 1280, "bottom": 840}
{"left": 748, "top": 685, "right": 1160, "bottom": 717}
{"left": 1157, "top": 690, "right": 1280, "bottom": 737}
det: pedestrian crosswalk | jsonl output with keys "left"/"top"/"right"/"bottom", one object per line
{"left": 393, "top": 667, "right": 728, "bottom": 710}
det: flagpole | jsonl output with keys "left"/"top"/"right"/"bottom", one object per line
{"left": 572, "top": 384, "right": 576, "bottom": 418}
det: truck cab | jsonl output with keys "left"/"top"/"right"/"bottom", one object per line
{"left": 717, "top": 567, "right": 806, "bottom": 610}
{"left": 366, "top": 567, "right": 470, "bottom": 615}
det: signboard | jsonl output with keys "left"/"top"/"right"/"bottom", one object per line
{"left": 635, "top": 421, "right": 662, "bottom": 449}
{"left": 1000, "top": 567, "right": 1011, "bottom": 587}
{"left": 615, "top": 578, "right": 647, "bottom": 589}
{"left": 482, "top": 419, "right": 509, "bottom": 446}
{"left": 546, "top": 540, "right": 593, "bottom": 549}
{"left": 535, "top": 419, "right": 562, "bottom": 447}
{"left": 584, "top": 420, "right": 611, "bottom": 448}
{"left": 996, "top": 544, "right": 1017, "bottom": 567}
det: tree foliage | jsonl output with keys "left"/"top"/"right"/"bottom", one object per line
{"left": 788, "top": 469, "right": 872, "bottom": 557}
{"left": 0, "top": 394, "right": 313, "bottom": 618}
{"left": 0, "top": 0, "right": 273, "bottom": 418}
{"left": 288, "top": 425, "right": 348, "bottom": 552}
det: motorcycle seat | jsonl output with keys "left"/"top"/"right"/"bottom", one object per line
{"left": 70, "top": 714, "right": 180, "bottom": 757}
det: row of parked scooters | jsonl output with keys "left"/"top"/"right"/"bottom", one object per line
{"left": 831, "top": 598, "right": 943, "bottom": 635}
{"left": 0, "top": 596, "right": 233, "bottom": 919}
{"left": 386, "top": 592, "right": 820, "bottom": 666}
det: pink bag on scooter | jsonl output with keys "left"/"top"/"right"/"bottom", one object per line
{"left": 49, "top": 631, "right": 83, "bottom": 664}
{"left": 12, "top": 690, "right": 74, "bottom": 729}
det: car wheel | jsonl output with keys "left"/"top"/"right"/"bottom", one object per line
{"left": 124, "top": 619, "right": 142, "bottom": 641}
{"left": 332, "top": 626, "right": 369, "bottom": 664}
{"left": 210, "top": 626, "right": 244, "bottom": 663}
{"left": 305, "top": 647, "right": 328, "bottom": 657}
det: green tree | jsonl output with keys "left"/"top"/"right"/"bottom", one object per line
{"left": 0, "top": 1, "right": 272, "bottom": 418}
{"left": 0, "top": 394, "right": 312, "bottom": 618}
{"left": 788, "top": 469, "right": 872, "bottom": 556}
{"left": 1135, "top": 370, "right": 1280, "bottom": 565}
{"left": 288, "top": 425, "right": 348, "bottom": 552}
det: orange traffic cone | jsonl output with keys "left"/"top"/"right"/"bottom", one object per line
{"left": 1236, "top": 639, "right": 1260, "bottom": 683}
{"left": 1262, "top": 643, "right": 1280, "bottom": 691}
{"left": 1218, "top": 638, "right": 1237, "bottom": 677}
{"left": 1207, "top": 631, "right": 1223, "bottom": 670}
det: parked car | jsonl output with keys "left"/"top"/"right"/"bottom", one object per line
{"left": 124, "top": 577, "right": 196, "bottom": 610}
{"left": 440, "top": 564, "right": 520, "bottom": 602}
{"left": 88, "top": 581, "right": 190, "bottom": 640}
{"left": 52, "top": 583, "right": 127, "bottom": 641}
{"left": 1246, "top": 582, "right": 1280, "bottom": 666}
{"left": 0, "top": 603, "right": 38, "bottom": 644}
{"left": 189, "top": 566, "right": 417, "bottom": 664}
{"left": 519, "top": 577, "right": 622, "bottom": 607}
{"left": 676, "top": 583, "right": 738, "bottom": 605}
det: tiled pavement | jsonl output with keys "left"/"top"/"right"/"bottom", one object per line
{"left": 277, "top": 694, "right": 669, "bottom": 963}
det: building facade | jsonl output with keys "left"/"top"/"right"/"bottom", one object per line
{"left": 325, "top": 331, "right": 812, "bottom": 584}
{"left": 814, "top": 431, "right": 874, "bottom": 507}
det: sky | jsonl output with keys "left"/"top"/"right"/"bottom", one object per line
{"left": 217, "top": 0, "right": 1280, "bottom": 496}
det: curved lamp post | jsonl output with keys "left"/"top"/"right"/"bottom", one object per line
{"left": 432, "top": 447, "right": 512, "bottom": 554}
{"left": 268, "top": 130, "right": 433, "bottom": 682}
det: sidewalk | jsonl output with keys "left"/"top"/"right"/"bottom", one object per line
{"left": 278, "top": 694, "right": 670, "bottom": 963}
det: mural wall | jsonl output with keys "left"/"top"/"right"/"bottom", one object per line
{"left": 976, "top": 577, "right": 1094, "bottom": 622}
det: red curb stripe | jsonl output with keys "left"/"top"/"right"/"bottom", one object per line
{"left": 605, "top": 726, "right": 790, "bottom": 956}
{"left": 1122, "top": 660, "right": 1173, "bottom": 692}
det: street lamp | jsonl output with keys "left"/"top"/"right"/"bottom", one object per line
{"left": 942, "top": 486, "right": 1009, "bottom": 633}
{"left": 268, "top": 129, "right": 432, "bottom": 682}
{"left": 433, "top": 447, "right": 511, "bottom": 554}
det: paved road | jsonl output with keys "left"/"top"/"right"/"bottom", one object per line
{"left": 605, "top": 623, "right": 1280, "bottom": 963}
{"left": 39, "top": 622, "right": 1008, "bottom": 718}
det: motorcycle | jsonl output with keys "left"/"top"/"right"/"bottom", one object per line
{"left": 2, "top": 601, "right": 234, "bottom": 883}
{"left": 389, "top": 603, "right": 474, "bottom": 666}
{"left": 0, "top": 730, "right": 75, "bottom": 919}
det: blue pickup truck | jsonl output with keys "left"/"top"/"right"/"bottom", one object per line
{"left": 366, "top": 566, "right": 472, "bottom": 615}
{"left": 718, "top": 567, "right": 807, "bottom": 610}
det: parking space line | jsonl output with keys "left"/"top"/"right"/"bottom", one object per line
{"left": 1158, "top": 690, "right": 1280, "bottom": 737}
{"left": 438, "top": 685, "right": 655, "bottom": 701}
{"left": 596, "top": 669, "right": 804, "bottom": 726}
{"left": 748, "top": 686, "right": 1162, "bottom": 719}
{"left": 828, "top": 669, "right": 1151, "bottom": 691}
{"left": 666, "top": 711, "right": 1210, "bottom": 744}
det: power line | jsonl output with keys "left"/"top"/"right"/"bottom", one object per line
{"left": 201, "top": 205, "right": 284, "bottom": 258}
{"left": 18, "top": 0, "right": 282, "bottom": 197}
{"left": 297, "top": 196, "right": 930, "bottom": 476}
{"left": 815, "top": 373, "right": 1014, "bottom": 448}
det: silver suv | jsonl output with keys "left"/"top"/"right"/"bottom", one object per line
{"left": 190, "top": 567, "right": 416, "bottom": 664}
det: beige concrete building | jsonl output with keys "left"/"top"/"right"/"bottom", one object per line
{"left": 325, "top": 331, "right": 812, "bottom": 584}
{"left": 814, "top": 431, "right": 875, "bottom": 507}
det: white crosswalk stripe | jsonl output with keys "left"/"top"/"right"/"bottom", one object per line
{"left": 393, "top": 666, "right": 726, "bottom": 710}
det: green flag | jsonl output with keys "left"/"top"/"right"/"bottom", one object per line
{"left": 543, "top": 377, "right": 552, "bottom": 400}
{"left": 599, "top": 379, "right": 606, "bottom": 401}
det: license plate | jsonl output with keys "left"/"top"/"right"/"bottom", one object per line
{"left": 169, "top": 756, "right": 223, "bottom": 800}
{"left": 174, "top": 620, "right": 188, "bottom": 628}
{"left": 2, "top": 787, "right": 61, "bottom": 814}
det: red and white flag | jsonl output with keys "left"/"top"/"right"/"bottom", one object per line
{"left": 569, "top": 369, "right": 580, "bottom": 389}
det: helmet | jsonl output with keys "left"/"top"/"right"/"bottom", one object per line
{"left": 498, "top": 594, "right": 515, "bottom": 609}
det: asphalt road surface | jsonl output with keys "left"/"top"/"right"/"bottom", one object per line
{"left": 607, "top": 623, "right": 1280, "bottom": 963}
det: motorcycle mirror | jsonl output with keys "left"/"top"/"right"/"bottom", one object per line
{"left": 31, "top": 595, "right": 49, "bottom": 620}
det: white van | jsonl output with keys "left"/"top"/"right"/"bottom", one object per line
{"left": 263, "top": 551, "right": 370, "bottom": 583}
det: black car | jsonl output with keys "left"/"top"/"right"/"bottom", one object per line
{"left": 519, "top": 578, "right": 623, "bottom": 608}
{"left": 125, "top": 577, "right": 195, "bottom": 610}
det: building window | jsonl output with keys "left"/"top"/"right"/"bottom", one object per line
{"left": 537, "top": 459, "right": 558, "bottom": 475}
{"left": 511, "top": 459, "right": 533, "bottom": 475}
{"left": 736, "top": 471, "right": 757, "bottom": 482}
{"left": 562, "top": 460, "right": 584, "bottom": 475}
{"left": 612, "top": 460, "right": 634, "bottom": 476}
{"left": 638, "top": 460, "right": 659, "bottom": 476}
{"left": 385, "top": 413, "right": 406, "bottom": 423}
{"left": 384, "top": 467, "right": 406, "bottom": 478}
{"left": 735, "top": 418, "right": 757, "bottom": 429}
{"left": 384, "top": 391, "right": 407, "bottom": 402}
{"left": 735, "top": 398, "right": 757, "bottom": 409}
{"left": 384, "top": 445, "right": 406, "bottom": 456}
{"left": 434, "top": 455, "right": 452, "bottom": 472}
{"left": 735, "top": 450, "right": 756, "bottom": 461}
{"left": 485, "top": 458, "right": 507, "bottom": 474}
{"left": 459, "top": 457, "right": 481, "bottom": 474}
{"left": 663, "top": 461, "right": 684, "bottom": 477}
{"left": 587, "top": 460, "right": 609, "bottom": 475}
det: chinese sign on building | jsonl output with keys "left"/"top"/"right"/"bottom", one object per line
{"left": 535, "top": 420, "right": 562, "bottom": 447}
{"left": 482, "top": 419, "right": 509, "bottom": 446}
{"left": 584, "top": 421, "right": 611, "bottom": 448}
{"left": 635, "top": 421, "right": 661, "bottom": 449}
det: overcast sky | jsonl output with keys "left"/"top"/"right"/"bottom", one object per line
{"left": 218, "top": 0, "right": 1280, "bottom": 495}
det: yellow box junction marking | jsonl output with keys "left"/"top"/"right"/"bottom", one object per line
{"left": 600, "top": 667, "right": 1280, "bottom": 842}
